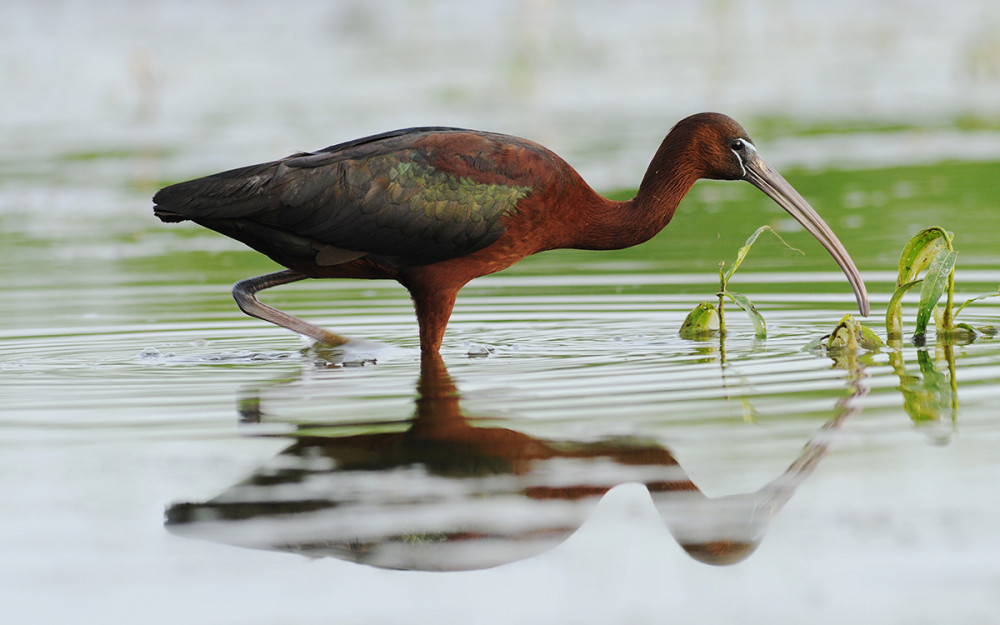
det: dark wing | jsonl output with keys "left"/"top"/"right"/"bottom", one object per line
{"left": 153, "top": 127, "right": 543, "bottom": 267}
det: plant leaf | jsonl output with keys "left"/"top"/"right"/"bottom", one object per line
{"left": 824, "top": 314, "right": 884, "bottom": 353}
{"left": 941, "top": 322, "right": 979, "bottom": 343}
{"left": 915, "top": 250, "right": 957, "bottom": 339}
{"left": 724, "top": 225, "right": 803, "bottom": 282}
{"left": 858, "top": 324, "right": 886, "bottom": 350}
{"left": 803, "top": 333, "right": 830, "bottom": 351}
{"left": 953, "top": 287, "right": 1000, "bottom": 318}
{"left": 885, "top": 279, "right": 922, "bottom": 339}
{"left": 679, "top": 303, "right": 719, "bottom": 339}
{"left": 724, "top": 291, "right": 767, "bottom": 339}
{"left": 828, "top": 315, "right": 860, "bottom": 352}
{"left": 896, "top": 227, "right": 952, "bottom": 286}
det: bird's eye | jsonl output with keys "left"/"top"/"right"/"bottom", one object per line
{"left": 730, "top": 138, "right": 745, "bottom": 152}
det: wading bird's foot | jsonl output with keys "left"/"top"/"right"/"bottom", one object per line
{"left": 304, "top": 338, "right": 392, "bottom": 367}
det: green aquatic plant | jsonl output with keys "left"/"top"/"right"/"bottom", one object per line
{"left": 679, "top": 226, "right": 801, "bottom": 340}
{"left": 806, "top": 226, "right": 1000, "bottom": 445}
{"left": 810, "top": 313, "right": 958, "bottom": 445}
{"left": 886, "top": 226, "right": 1000, "bottom": 343}
{"left": 804, "top": 313, "right": 885, "bottom": 372}
{"left": 826, "top": 314, "right": 885, "bottom": 352}
{"left": 810, "top": 226, "right": 998, "bottom": 353}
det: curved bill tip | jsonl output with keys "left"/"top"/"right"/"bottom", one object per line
{"left": 743, "top": 154, "right": 870, "bottom": 317}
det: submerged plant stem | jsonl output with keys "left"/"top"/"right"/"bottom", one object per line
{"left": 718, "top": 263, "right": 727, "bottom": 336}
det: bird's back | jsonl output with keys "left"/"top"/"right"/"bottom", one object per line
{"left": 154, "top": 127, "right": 559, "bottom": 268}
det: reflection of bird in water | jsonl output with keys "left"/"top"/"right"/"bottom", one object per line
{"left": 165, "top": 352, "right": 865, "bottom": 570}
{"left": 154, "top": 113, "right": 868, "bottom": 351}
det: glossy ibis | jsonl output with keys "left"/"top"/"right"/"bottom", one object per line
{"left": 154, "top": 112, "right": 869, "bottom": 352}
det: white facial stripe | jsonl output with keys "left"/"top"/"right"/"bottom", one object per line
{"left": 733, "top": 151, "right": 747, "bottom": 176}
{"left": 731, "top": 140, "right": 757, "bottom": 177}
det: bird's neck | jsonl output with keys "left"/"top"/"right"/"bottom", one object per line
{"left": 570, "top": 146, "right": 699, "bottom": 251}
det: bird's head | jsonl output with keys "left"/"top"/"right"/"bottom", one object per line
{"left": 670, "top": 112, "right": 756, "bottom": 181}
{"left": 671, "top": 112, "right": 870, "bottom": 316}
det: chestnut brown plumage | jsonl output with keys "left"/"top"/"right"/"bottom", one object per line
{"left": 154, "top": 112, "right": 869, "bottom": 352}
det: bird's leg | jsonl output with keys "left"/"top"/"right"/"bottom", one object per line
{"left": 232, "top": 270, "right": 349, "bottom": 346}
{"left": 409, "top": 286, "right": 459, "bottom": 353}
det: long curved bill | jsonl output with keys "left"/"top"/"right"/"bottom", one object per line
{"left": 743, "top": 153, "right": 870, "bottom": 316}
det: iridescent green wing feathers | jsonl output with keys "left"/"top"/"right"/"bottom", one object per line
{"left": 273, "top": 152, "right": 531, "bottom": 263}
{"left": 153, "top": 128, "right": 537, "bottom": 266}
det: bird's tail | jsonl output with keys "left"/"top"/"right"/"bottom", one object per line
{"left": 153, "top": 206, "right": 188, "bottom": 223}
{"left": 152, "top": 160, "right": 280, "bottom": 224}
